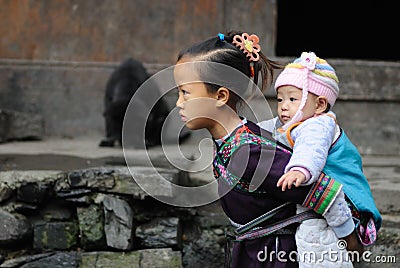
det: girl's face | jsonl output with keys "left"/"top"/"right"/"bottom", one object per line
{"left": 174, "top": 59, "right": 219, "bottom": 131}
{"left": 277, "top": 85, "right": 318, "bottom": 124}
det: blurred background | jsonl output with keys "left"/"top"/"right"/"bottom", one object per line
{"left": 0, "top": 0, "right": 398, "bottom": 154}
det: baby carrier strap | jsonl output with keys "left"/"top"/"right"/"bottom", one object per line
{"left": 224, "top": 202, "right": 321, "bottom": 268}
{"left": 233, "top": 208, "right": 321, "bottom": 241}
{"left": 234, "top": 202, "right": 292, "bottom": 235}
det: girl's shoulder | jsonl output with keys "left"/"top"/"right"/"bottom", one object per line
{"left": 240, "top": 120, "right": 292, "bottom": 153}
{"left": 218, "top": 119, "right": 288, "bottom": 153}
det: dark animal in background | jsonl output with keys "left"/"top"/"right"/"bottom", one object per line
{"left": 99, "top": 58, "right": 170, "bottom": 148}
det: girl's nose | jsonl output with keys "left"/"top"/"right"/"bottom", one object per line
{"left": 176, "top": 94, "right": 183, "bottom": 108}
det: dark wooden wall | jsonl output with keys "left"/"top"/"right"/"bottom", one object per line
{"left": 0, "top": 0, "right": 277, "bottom": 63}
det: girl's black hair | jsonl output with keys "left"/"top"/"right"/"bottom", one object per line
{"left": 177, "top": 30, "right": 283, "bottom": 108}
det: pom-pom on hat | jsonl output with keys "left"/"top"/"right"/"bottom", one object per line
{"left": 274, "top": 52, "right": 339, "bottom": 129}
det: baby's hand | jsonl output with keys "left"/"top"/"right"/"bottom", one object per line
{"left": 277, "top": 170, "right": 306, "bottom": 191}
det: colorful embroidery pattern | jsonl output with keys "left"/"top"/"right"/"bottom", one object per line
{"left": 213, "top": 128, "right": 291, "bottom": 194}
{"left": 220, "top": 129, "right": 291, "bottom": 162}
{"left": 214, "top": 160, "right": 257, "bottom": 193}
{"left": 346, "top": 198, "right": 377, "bottom": 246}
{"left": 302, "top": 172, "right": 342, "bottom": 215}
{"left": 357, "top": 217, "right": 377, "bottom": 246}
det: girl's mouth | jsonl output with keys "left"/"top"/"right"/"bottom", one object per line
{"left": 179, "top": 111, "right": 187, "bottom": 122}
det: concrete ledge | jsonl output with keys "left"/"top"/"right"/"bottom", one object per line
{"left": 0, "top": 59, "right": 399, "bottom": 155}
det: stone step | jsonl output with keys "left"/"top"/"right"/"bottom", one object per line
{"left": 0, "top": 248, "right": 182, "bottom": 268}
{"left": 0, "top": 166, "right": 181, "bottom": 202}
{"left": 1, "top": 138, "right": 399, "bottom": 212}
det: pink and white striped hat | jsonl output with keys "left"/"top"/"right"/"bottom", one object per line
{"left": 275, "top": 52, "right": 339, "bottom": 129}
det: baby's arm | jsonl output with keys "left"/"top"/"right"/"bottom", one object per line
{"left": 279, "top": 114, "right": 337, "bottom": 190}
{"left": 323, "top": 190, "right": 355, "bottom": 239}
{"left": 301, "top": 174, "right": 356, "bottom": 245}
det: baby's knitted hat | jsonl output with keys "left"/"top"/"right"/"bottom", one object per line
{"left": 274, "top": 52, "right": 339, "bottom": 129}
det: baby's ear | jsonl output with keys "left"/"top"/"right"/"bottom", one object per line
{"left": 315, "top": 96, "right": 329, "bottom": 114}
{"left": 216, "top": 87, "right": 230, "bottom": 107}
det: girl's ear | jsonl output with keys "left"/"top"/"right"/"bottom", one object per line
{"left": 216, "top": 87, "right": 230, "bottom": 107}
{"left": 315, "top": 96, "right": 329, "bottom": 114}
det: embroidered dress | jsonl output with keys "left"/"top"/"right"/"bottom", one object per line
{"left": 213, "top": 120, "right": 345, "bottom": 268}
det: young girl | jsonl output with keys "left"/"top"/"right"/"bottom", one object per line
{"left": 259, "top": 52, "right": 382, "bottom": 266}
{"left": 174, "top": 32, "right": 357, "bottom": 267}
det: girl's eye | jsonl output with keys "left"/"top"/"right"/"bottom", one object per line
{"left": 180, "top": 89, "right": 188, "bottom": 96}
{"left": 290, "top": 97, "right": 297, "bottom": 102}
{"left": 277, "top": 98, "right": 283, "bottom": 102}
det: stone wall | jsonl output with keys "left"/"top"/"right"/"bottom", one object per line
{"left": 0, "top": 167, "right": 231, "bottom": 268}
{"left": 0, "top": 163, "right": 399, "bottom": 267}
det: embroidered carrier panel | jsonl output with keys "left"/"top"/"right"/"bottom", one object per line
{"left": 213, "top": 129, "right": 291, "bottom": 194}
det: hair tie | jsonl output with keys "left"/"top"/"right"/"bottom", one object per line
{"left": 250, "top": 62, "right": 255, "bottom": 77}
{"left": 217, "top": 33, "right": 225, "bottom": 41}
